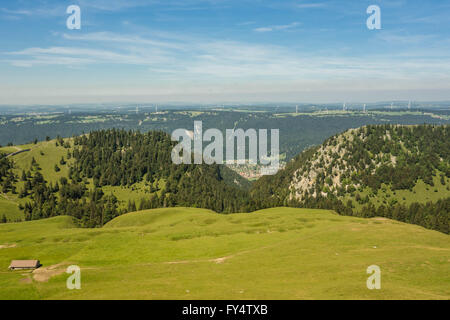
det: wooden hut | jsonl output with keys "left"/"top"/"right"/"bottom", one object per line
{"left": 9, "top": 260, "right": 41, "bottom": 270}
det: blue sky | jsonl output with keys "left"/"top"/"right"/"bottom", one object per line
{"left": 0, "top": 0, "right": 449, "bottom": 104}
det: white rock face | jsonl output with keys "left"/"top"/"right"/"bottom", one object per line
{"left": 289, "top": 127, "right": 400, "bottom": 201}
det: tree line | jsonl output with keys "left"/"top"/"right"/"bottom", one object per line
{"left": 0, "top": 153, "right": 16, "bottom": 194}
{"left": 4, "top": 126, "right": 448, "bottom": 234}
{"left": 251, "top": 125, "right": 449, "bottom": 233}
{"left": 16, "top": 130, "right": 253, "bottom": 226}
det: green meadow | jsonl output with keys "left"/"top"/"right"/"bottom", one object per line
{"left": 0, "top": 207, "right": 448, "bottom": 300}
{"left": 343, "top": 174, "right": 450, "bottom": 211}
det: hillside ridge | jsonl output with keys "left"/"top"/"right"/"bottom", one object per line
{"left": 251, "top": 124, "right": 449, "bottom": 233}
{"left": 1, "top": 124, "right": 449, "bottom": 233}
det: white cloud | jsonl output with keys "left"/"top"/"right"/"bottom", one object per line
{"left": 2, "top": 29, "right": 450, "bottom": 103}
{"left": 376, "top": 32, "right": 437, "bottom": 44}
{"left": 5, "top": 31, "right": 450, "bottom": 81}
{"left": 5, "top": 45, "right": 173, "bottom": 68}
{"left": 1, "top": 8, "right": 33, "bottom": 15}
{"left": 296, "top": 2, "right": 327, "bottom": 9}
{"left": 62, "top": 32, "right": 185, "bottom": 50}
{"left": 253, "top": 22, "right": 300, "bottom": 32}
{"left": 77, "top": 0, "right": 151, "bottom": 11}
{"left": 253, "top": 27, "right": 274, "bottom": 33}
{"left": 1, "top": 5, "right": 67, "bottom": 18}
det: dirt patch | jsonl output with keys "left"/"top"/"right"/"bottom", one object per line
{"left": 32, "top": 262, "right": 68, "bottom": 282}
{"left": 371, "top": 217, "right": 389, "bottom": 221}
{"left": 0, "top": 243, "right": 17, "bottom": 249}
{"left": 19, "top": 277, "right": 32, "bottom": 284}
{"left": 164, "top": 260, "right": 194, "bottom": 265}
{"left": 210, "top": 257, "right": 229, "bottom": 264}
{"left": 410, "top": 245, "right": 450, "bottom": 252}
{"left": 164, "top": 255, "right": 234, "bottom": 265}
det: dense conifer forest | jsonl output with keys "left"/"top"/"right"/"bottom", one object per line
{"left": 2, "top": 125, "right": 448, "bottom": 233}
{"left": 251, "top": 125, "right": 449, "bottom": 233}
{"left": 0, "top": 154, "right": 15, "bottom": 195}
{"left": 14, "top": 130, "right": 252, "bottom": 227}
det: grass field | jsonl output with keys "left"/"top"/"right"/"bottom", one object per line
{"left": 0, "top": 197, "right": 22, "bottom": 221}
{"left": 0, "top": 147, "right": 19, "bottom": 154}
{"left": 9, "top": 140, "right": 74, "bottom": 185}
{"left": 0, "top": 207, "right": 448, "bottom": 300}
{"left": 343, "top": 174, "right": 450, "bottom": 211}
{"left": 101, "top": 179, "right": 167, "bottom": 211}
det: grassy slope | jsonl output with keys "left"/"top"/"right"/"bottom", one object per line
{"left": 0, "top": 140, "right": 74, "bottom": 221}
{"left": 101, "top": 179, "right": 167, "bottom": 211}
{"left": 344, "top": 174, "right": 450, "bottom": 211}
{"left": 0, "top": 207, "right": 448, "bottom": 300}
{"left": 9, "top": 140, "right": 74, "bottom": 185}
{"left": 0, "top": 147, "right": 20, "bottom": 154}
{"left": 2, "top": 131, "right": 448, "bottom": 222}
{"left": 0, "top": 140, "right": 166, "bottom": 219}
{"left": 0, "top": 197, "right": 22, "bottom": 221}
{"left": 0, "top": 137, "right": 248, "bottom": 219}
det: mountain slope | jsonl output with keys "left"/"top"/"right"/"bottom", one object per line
{"left": 1, "top": 125, "right": 448, "bottom": 233}
{"left": 0, "top": 130, "right": 252, "bottom": 226}
{"left": 251, "top": 125, "right": 449, "bottom": 233}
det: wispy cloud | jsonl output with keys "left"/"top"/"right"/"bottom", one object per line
{"left": 295, "top": 2, "right": 327, "bottom": 9}
{"left": 62, "top": 32, "right": 185, "bottom": 50}
{"left": 76, "top": 0, "right": 229, "bottom": 12}
{"left": 376, "top": 32, "right": 437, "bottom": 44}
{"left": 1, "top": 8, "right": 33, "bottom": 15}
{"left": 253, "top": 22, "right": 300, "bottom": 33}
{"left": 4, "top": 30, "right": 450, "bottom": 84}
{"left": 1, "top": 0, "right": 450, "bottom": 104}
{"left": 77, "top": 0, "right": 151, "bottom": 11}
{"left": 237, "top": 21, "right": 256, "bottom": 26}
{"left": 1, "top": 5, "right": 67, "bottom": 18}
{"left": 5, "top": 45, "right": 173, "bottom": 68}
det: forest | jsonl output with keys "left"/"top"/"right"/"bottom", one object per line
{"left": 11, "top": 130, "right": 253, "bottom": 227}
{"left": 251, "top": 124, "right": 449, "bottom": 233}
{"left": 0, "top": 154, "right": 15, "bottom": 194}
{"left": 1, "top": 125, "right": 448, "bottom": 234}
{"left": 1, "top": 109, "right": 449, "bottom": 161}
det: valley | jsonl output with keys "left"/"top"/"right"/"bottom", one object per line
{"left": 1, "top": 0, "right": 449, "bottom": 304}
{"left": 0, "top": 109, "right": 448, "bottom": 300}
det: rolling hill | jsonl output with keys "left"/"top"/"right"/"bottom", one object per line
{"left": 0, "top": 207, "right": 449, "bottom": 299}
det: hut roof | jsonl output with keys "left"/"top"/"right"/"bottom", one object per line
{"left": 9, "top": 260, "right": 40, "bottom": 269}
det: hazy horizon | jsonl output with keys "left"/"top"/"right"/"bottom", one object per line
{"left": 1, "top": 99, "right": 449, "bottom": 109}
